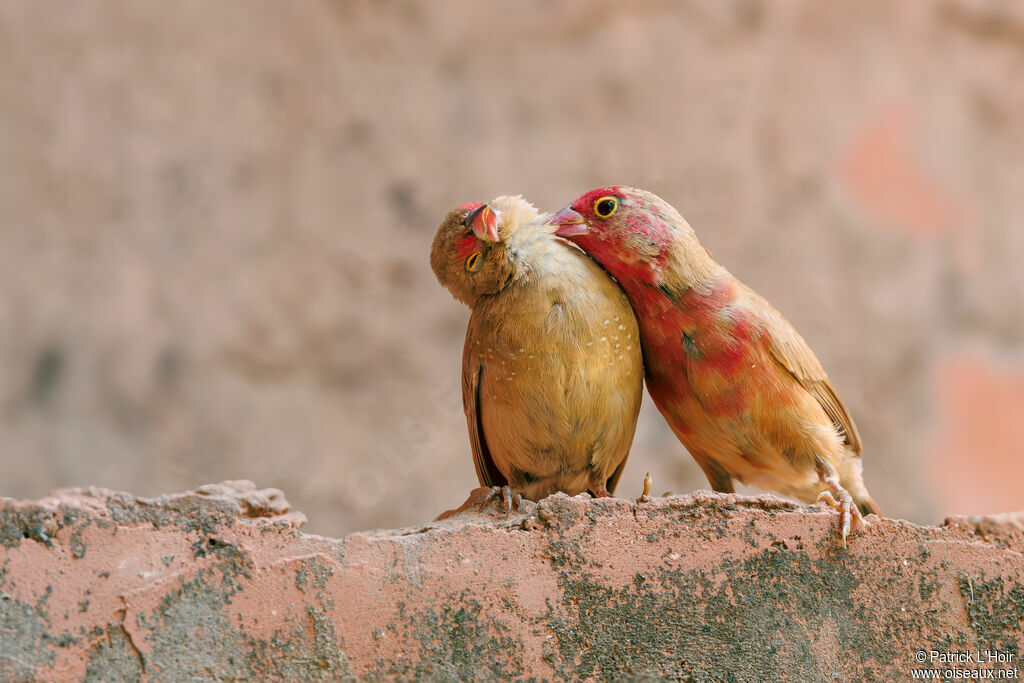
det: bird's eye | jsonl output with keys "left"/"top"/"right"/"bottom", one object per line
{"left": 465, "top": 251, "right": 483, "bottom": 272}
{"left": 593, "top": 196, "right": 618, "bottom": 218}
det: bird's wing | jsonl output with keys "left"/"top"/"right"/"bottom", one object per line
{"left": 605, "top": 450, "right": 630, "bottom": 495}
{"left": 755, "top": 291, "right": 863, "bottom": 455}
{"left": 462, "top": 342, "right": 507, "bottom": 488}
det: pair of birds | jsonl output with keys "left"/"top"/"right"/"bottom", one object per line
{"left": 430, "top": 187, "right": 880, "bottom": 545}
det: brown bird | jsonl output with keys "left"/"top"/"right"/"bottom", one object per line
{"left": 430, "top": 195, "right": 644, "bottom": 511}
{"left": 551, "top": 186, "right": 880, "bottom": 545}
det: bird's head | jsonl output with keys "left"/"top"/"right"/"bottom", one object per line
{"left": 551, "top": 186, "right": 714, "bottom": 292}
{"left": 430, "top": 196, "right": 537, "bottom": 306}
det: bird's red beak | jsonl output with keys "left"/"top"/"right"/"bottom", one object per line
{"left": 550, "top": 207, "right": 588, "bottom": 238}
{"left": 463, "top": 203, "right": 500, "bottom": 242}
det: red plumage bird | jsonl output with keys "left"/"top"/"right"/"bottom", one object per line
{"left": 551, "top": 186, "right": 880, "bottom": 546}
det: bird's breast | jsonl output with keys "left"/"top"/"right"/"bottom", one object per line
{"left": 642, "top": 309, "right": 764, "bottom": 421}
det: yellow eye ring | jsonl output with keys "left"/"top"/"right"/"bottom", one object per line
{"left": 465, "top": 251, "right": 483, "bottom": 272}
{"left": 593, "top": 196, "right": 618, "bottom": 218}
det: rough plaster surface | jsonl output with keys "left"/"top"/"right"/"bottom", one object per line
{"left": 1, "top": 482, "right": 1022, "bottom": 680}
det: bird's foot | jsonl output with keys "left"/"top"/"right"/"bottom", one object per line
{"left": 816, "top": 475, "right": 865, "bottom": 548}
{"left": 636, "top": 472, "right": 654, "bottom": 503}
{"left": 479, "top": 485, "right": 521, "bottom": 516}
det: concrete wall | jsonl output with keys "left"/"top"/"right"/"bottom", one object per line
{"left": 2, "top": 482, "right": 1021, "bottom": 680}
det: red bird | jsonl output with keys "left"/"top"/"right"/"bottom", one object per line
{"left": 551, "top": 186, "right": 880, "bottom": 546}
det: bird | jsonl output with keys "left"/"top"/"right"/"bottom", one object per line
{"left": 430, "top": 195, "right": 644, "bottom": 512}
{"left": 550, "top": 186, "right": 880, "bottom": 545}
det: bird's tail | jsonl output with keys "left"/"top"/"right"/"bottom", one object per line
{"left": 854, "top": 492, "right": 882, "bottom": 518}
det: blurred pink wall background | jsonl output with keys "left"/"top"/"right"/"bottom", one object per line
{"left": 1, "top": 1, "right": 1021, "bottom": 535}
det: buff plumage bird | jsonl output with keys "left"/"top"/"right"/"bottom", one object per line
{"left": 430, "top": 195, "right": 643, "bottom": 511}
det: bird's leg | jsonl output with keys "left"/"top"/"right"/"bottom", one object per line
{"left": 815, "top": 470, "right": 865, "bottom": 548}
{"left": 636, "top": 472, "right": 653, "bottom": 503}
{"left": 587, "top": 468, "right": 612, "bottom": 499}
{"left": 479, "top": 485, "right": 521, "bottom": 515}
